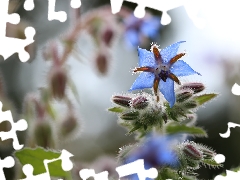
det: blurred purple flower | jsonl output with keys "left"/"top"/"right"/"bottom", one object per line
{"left": 124, "top": 134, "right": 179, "bottom": 180}
{"left": 124, "top": 14, "right": 161, "bottom": 47}
{"left": 130, "top": 41, "right": 201, "bottom": 107}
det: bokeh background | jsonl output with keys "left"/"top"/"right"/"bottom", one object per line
{"left": 1, "top": 0, "right": 240, "bottom": 179}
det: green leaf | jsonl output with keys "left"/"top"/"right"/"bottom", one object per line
{"left": 15, "top": 147, "right": 72, "bottom": 180}
{"left": 202, "top": 159, "right": 223, "bottom": 167}
{"left": 108, "top": 107, "right": 124, "bottom": 113}
{"left": 128, "top": 124, "right": 141, "bottom": 134}
{"left": 157, "top": 167, "right": 195, "bottom": 180}
{"left": 165, "top": 122, "right": 207, "bottom": 137}
{"left": 194, "top": 93, "right": 217, "bottom": 106}
{"left": 121, "top": 111, "right": 139, "bottom": 120}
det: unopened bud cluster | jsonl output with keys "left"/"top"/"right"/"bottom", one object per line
{"left": 109, "top": 83, "right": 208, "bottom": 135}
{"left": 48, "top": 66, "right": 68, "bottom": 99}
{"left": 117, "top": 137, "right": 220, "bottom": 179}
{"left": 165, "top": 82, "right": 206, "bottom": 121}
{"left": 177, "top": 141, "right": 219, "bottom": 171}
{"left": 57, "top": 105, "right": 81, "bottom": 141}
{"left": 23, "top": 91, "right": 82, "bottom": 149}
{"left": 111, "top": 93, "right": 165, "bottom": 134}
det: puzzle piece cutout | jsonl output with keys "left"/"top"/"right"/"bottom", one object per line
{"left": 215, "top": 122, "right": 240, "bottom": 179}
{"left": 79, "top": 169, "right": 109, "bottom": 180}
{"left": 231, "top": 83, "right": 240, "bottom": 96}
{"left": 0, "top": 0, "right": 36, "bottom": 62}
{"left": 20, "top": 149, "right": 74, "bottom": 180}
{"left": 215, "top": 170, "right": 240, "bottom": 180}
{"left": 110, "top": 0, "right": 205, "bottom": 28}
{"left": 116, "top": 159, "right": 158, "bottom": 180}
{"left": 0, "top": 101, "right": 28, "bottom": 150}
{"left": 0, "top": 0, "right": 82, "bottom": 62}
{"left": 24, "top": 0, "right": 81, "bottom": 22}
{"left": 79, "top": 159, "right": 158, "bottom": 180}
{"left": 213, "top": 153, "right": 240, "bottom": 179}
{"left": 0, "top": 156, "right": 15, "bottom": 180}
{"left": 219, "top": 122, "right": 240, "bottom": 138}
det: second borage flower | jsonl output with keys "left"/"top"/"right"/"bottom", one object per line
{"left": 129, "top": 41, "right": 201, "bottom": 108}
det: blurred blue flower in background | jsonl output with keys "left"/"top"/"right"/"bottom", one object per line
{"left": 124, "top": 134, "right": 179, "bottom": 180}
{"left": 124, "top": 14, "right": 161, "bottom": 47}
{"left": 130, "top": 41, "right": 201, "bottom": 107}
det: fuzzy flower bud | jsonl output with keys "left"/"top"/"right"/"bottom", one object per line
{"left": 95, "top": 53, "right": 109, "bottom": 75}
{"left": 112, "top": 95, "right": 132, "bottom": 107}
{"left": 199, "top": 147, "right": 216, "bottom": 159}
{"left": 131, "top": 96, "right": 148, "bottom": 109}
{"left": 49, "top": 66, "right": 67, "bottom": 99}
{"left": 183, "top": 143, "right": 202, "bottom": 161}
{"left": 180, "top": 83, "right": 205, "bottom": 94}
{"left": 176, "top": 90, "right": 193, "bottom": 103}
{"left": 101, "top": 27, "right": 114, "bottom": 46}
{"left": 121, "top": 111, "right": 139, "bottom": 120}
{"left": 183, "top": 100, "right": 198, "bottom": 109}
{"left": 34, "top": 120, "right": 55, "bottom": 148}
{"left": 60, "top": 112, "right": 78, "bottom": 137}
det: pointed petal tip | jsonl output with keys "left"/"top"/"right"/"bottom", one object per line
{"left": 174, "top": 41, "right": 186, "bottom": 45}
{"left": 179, "top": 40, "right": 186, "bottom": 43}
{"left": 169, "top": 100, "right": 175, "bottom": 108}
{"left": 196, "top": 72, "right": 202, "bottom": 76}
{"left": 168, "top": 100, "right": 175, "bottom": 108}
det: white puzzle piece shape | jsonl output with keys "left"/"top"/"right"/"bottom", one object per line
{"left": 0, "top": 156, "right": 15, "bottom": 180}
{"left": 110, "top": 0, "right": 205, "bottom": 28}
{"left": 20, "top": 149, "right": 74, "bottom": 180}
{"left": 0, "top": 101, "right": 28, "bottom": 150}
{"left": 24, "top": 0, "right": 81, "bottom": 22}
{"left": 0, "top": 0, "right": 36, "bottom": 62}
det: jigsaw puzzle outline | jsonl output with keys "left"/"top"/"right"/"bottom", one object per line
{"left": 0, "top": 101, "right": 28, "bottom": 150}
{"left": 0, "top": 100, "right": 27, "bottom": 180}
{"left": 0, "top": 0, "right": 237, "bottom": 179}
{"left": 0, "top": 156, "right": 15, "bottom": 180}
{"left": 24, "top": 0, "right": 81, "bottom": 22}
{"left": 0, "top": 0, "right": 35, "bottom": 62}
{"left": 20, "top": 149, "right": 74, "bottom": 180}
{"left": 110, "top": 0, "right": 206, "bottom": 28}
{"left": 0, "top": 0, "right": 81, "bottom": 62}
{"left": 79, "top": 159, "right": 158, "bottom": 180}
{"left": 214, "top": 121, "right": 240, "bottom": 180}
{"left": 232, "top": 83, "right": 240, "bottom": 96}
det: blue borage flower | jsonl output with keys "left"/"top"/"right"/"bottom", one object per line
{"left": 124, "top": 134, "right": 179, "bottom": 180}
{"left": 124, "top": 14, "right": 161, "bottom": 47}
{"left": 129, "top": 41, "right": 201, "bottom": 108}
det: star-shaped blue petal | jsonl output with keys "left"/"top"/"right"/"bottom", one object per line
{"left": 130, "top": 72, "right": 155, "bottom": 91}
{"left": 159, "top": 78, "right": 175, "bottom": 108}
{"left": 171, "top": 60, "right": 201, "bottom": 76}
{"left": 129, "top": 41, "right": 200, "bottom": 107}
{"left": 160, "top": 41, "right": 186, "bottom": 63}
{"left": 138, "top": 47, "right": 156, "bottom": 68}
